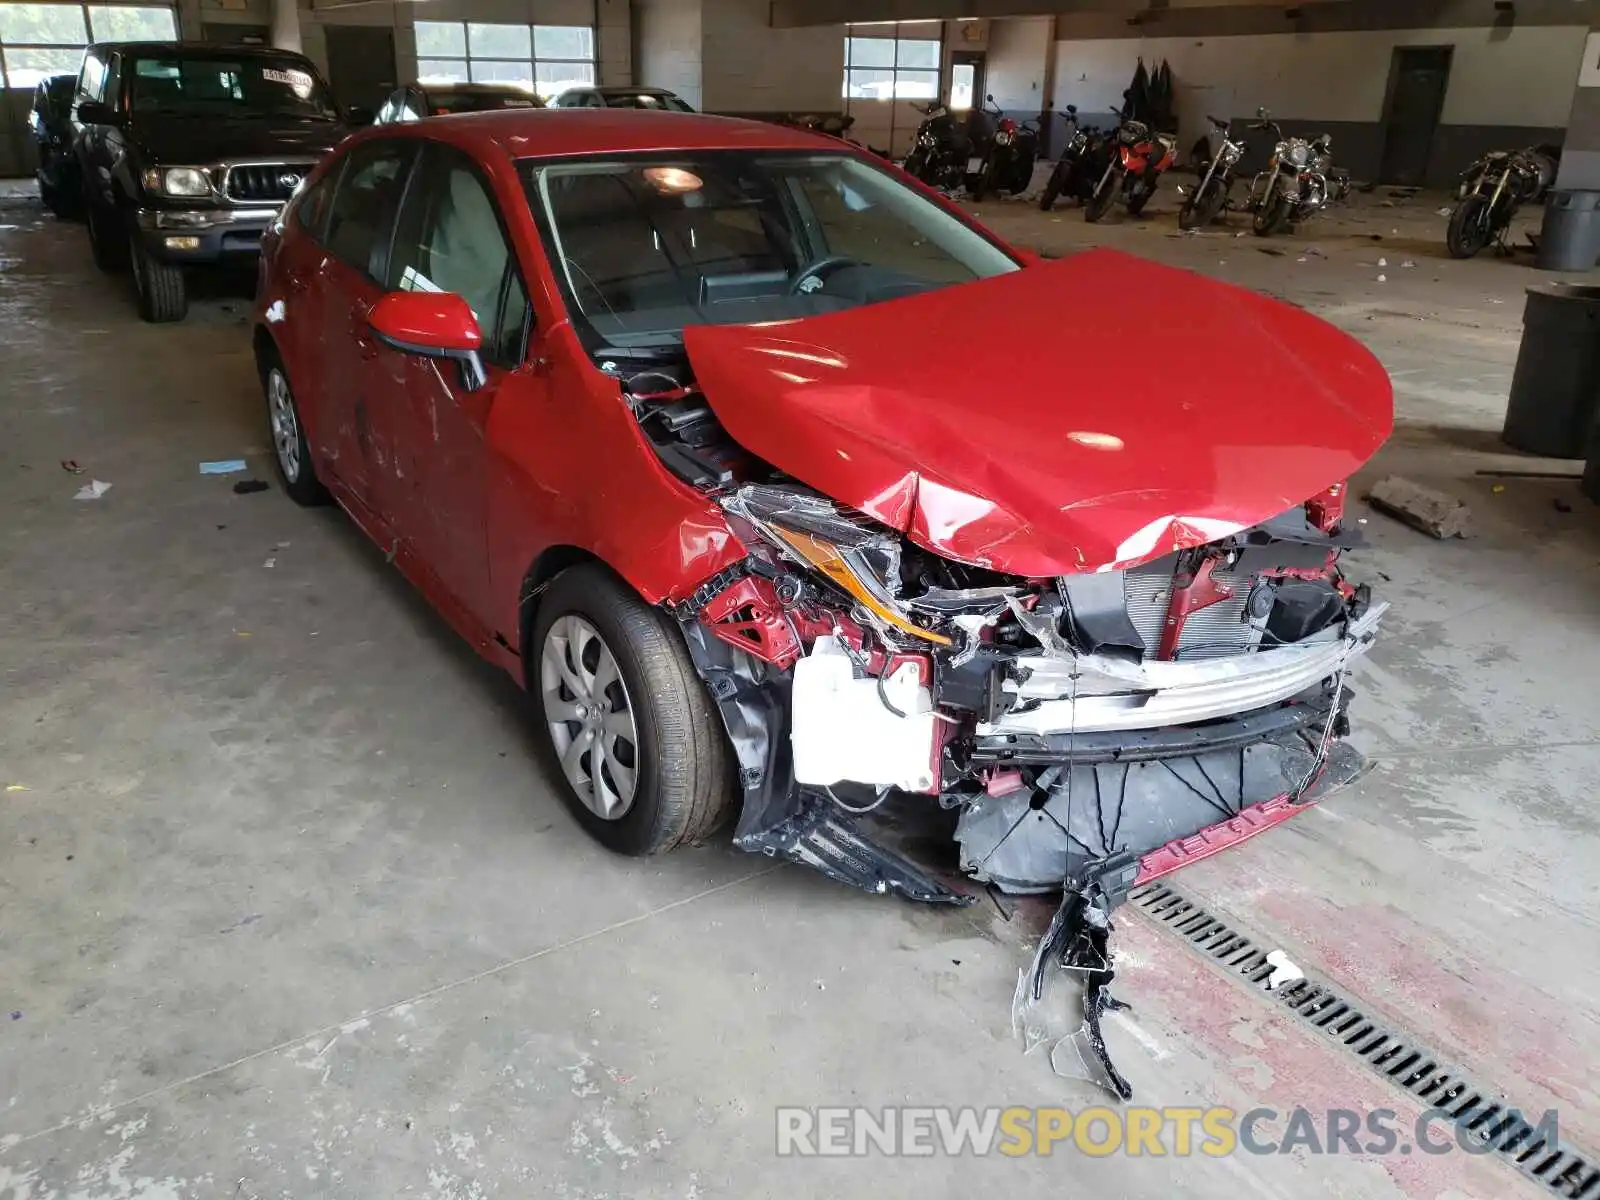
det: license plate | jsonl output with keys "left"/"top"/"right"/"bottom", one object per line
{"left": 967, "top": 156, "right": 984, "bottom": 173}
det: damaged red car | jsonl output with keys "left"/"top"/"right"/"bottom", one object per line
{"left": 253, "top": 110, "right": 1393, "bottom": 904}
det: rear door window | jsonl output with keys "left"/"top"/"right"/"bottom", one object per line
{"left": 324, "top": 140, "right": 416, "bottom": 280}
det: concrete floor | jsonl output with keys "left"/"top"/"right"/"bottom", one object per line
{"left": 0, "top": 178, "right": 1595, "bottom": 1199}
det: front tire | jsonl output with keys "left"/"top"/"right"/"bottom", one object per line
{"left": 1039, "top": 171, "right": 1063, "bottom": 211}
{"left": 1085, "top": 170, "right": 1118, "bottom": 223}
{"left": 1447, "top": 195, "right": 1493, "bottom": 259}
{"left": 1179, "top": 179, "right": 1226, "bottom": 229}
{"left": 533, "top": 566, "right": 736, "bottom": 857}
{"left": 1125, "top": 178, "right": 1153, "bottom": 217}
{"left": 1253, "top": 192, "right": 1291, "bottom": 237}
{"left": 260, "top": 351, "right": 330, "bottom": 506}
{"left": 129, "top": 225, "right": 187, "bottom": 323}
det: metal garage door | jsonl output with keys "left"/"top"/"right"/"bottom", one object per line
{"left": 0, "top": 1, "right": 175, "bottom": 177}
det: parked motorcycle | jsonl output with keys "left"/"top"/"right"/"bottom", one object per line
{"left": 1447, "top": 144, "right": 1559, "bottom": 259}
{"left": 1039, "top": 106, "right": 1112, "bottom": 212}
{"left": 1085, "top": 108, "right": 1177, "bottom": 223}
{"left": 787, "top": 111, "right": 891, "bottom": 160}
{"left": 902, "top": 101, "right": 977, "bottom": 192}
{"left": 968, "top": 96, "right": 1040, "bottom": 201}
{"left": 1247, "top": 111, "right": 1350, "bottom": 236}
{"left": 1178, "top": 114, "right": 1246, "bottom": 230}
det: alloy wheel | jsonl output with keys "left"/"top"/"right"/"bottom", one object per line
{"left": 267, "top": 368, "right": 301, "bottom": 482}
{"left": 540, "top": 615, "right": 640, "bottom": 820}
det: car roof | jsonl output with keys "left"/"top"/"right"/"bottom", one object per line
{"left": 414, "top": 81, "right": 538, "bottom": 95}
{"left": 592, "top": 86, "right": 678, "bottom": 96}
{"left": 388, "top": 108, "right": 840, "bottom": 160}
{"left": 85, "top": 40, "right": 313, "bottom": 60}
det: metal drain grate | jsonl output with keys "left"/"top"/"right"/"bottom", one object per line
{"left": 1131, "top": 881, "right": 1600, "bottom": 1199}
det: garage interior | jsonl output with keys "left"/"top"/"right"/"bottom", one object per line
{"left": 2, "top": 0, "right": 1600, "bottom": 1195}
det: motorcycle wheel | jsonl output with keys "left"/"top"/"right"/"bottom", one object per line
{"left": 1084, "top": 172, "right": 1117, "bottom": 223}
{"left": 1040, "top": 171, "right": 1064, "bottom": 212}
{"left": 1179, "top": 181, "right": 1227, "bottom": 230}
{"left": 1447, "top": 195, "right": 1493, "bottom": 260}
{"left": 1126, "top": 180, "right": 1153, "bottom": 217}
{"left": 969, "top": 160, "right": 995, "bottom": 202}
{"left": 1253, "top": 193, "right": 1291, "bottom": 237}
{"left": 904, "top": 146, "right": 929, "bottom": 182}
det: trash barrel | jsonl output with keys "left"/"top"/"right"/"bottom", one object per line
{"left": 1502, "top": 283, "right": 1600, "bottom": 457}
{"left": 1536, "top": 190, "right": 1600, "bottom": 271}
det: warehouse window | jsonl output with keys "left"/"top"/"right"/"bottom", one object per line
{"left": 0, "top": 2, "right": 174, "bottom": 87}
{"left": 415, "top": 21, "right": 594, "bottom": 100}
{"left": 843, "top": 22, "right": 940, "bottom": 101}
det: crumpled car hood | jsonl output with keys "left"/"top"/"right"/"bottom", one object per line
{"left": 682, "top": 248, "right": 1393, "bottom": 577}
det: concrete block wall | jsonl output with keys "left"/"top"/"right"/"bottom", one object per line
{"left": 635, "top": 0, "right": 702, "bottom": 107}
{"left": 1047, "top": 22, "right": 1587, "bottom": 184}
{"left": 699, "top": 0, "right": 842, "bottom": 115}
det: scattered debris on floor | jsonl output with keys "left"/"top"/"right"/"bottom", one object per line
{"left": 59, "top": 459, "right": 82, "bottom": 474}
{"left": 5, "top": 784, "right": 27, "bottom": 792}
{"left": 232, "top": 479, "right": 270, "bottom": 495}
{"left": 1258, "top": 246, "right": 1286, "bottom": 256}
{"left": 200, "top": 459, "right": 247, "bottom": 475}
{"left": 1264, "top": 950, "right": 1305, "bottom": 991}
{"left": 1368, "top": 475, "right": 1473, "bottom": 539}
{"left": 1438, "top": 207, "right": 1453, "bottom": 217}
{"left": 1014, "top": 856, "right": 1140, "bottom": 1101}
{"left": 1555, "top": 497, "right": 1575, "bottom": 513}
{"left": 73, "top": 479, "right": 111, "bottom": 500}
{"left": 1378, "top": 258, "right": 1388, "bottom": 267}
{"left": 1377, "top": 275, "right": 1387, "bottom": 283}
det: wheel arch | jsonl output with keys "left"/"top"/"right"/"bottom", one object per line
{"left": 517, "top": 545, "right": 612, "bottom": 685}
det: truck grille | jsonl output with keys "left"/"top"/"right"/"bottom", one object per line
{"left": 1124, "top": 561, "right": 1255, "bottom": 661}
{"left": 225, "top": 163, "right": 311, "bottom": 204}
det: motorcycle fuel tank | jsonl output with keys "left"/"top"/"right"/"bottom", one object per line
{"left": 682, "top": 248, "right": 1393, "bottom": 577}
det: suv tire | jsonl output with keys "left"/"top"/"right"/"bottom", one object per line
{"left": 130, "top": 224, "right": 187, "bottom": 323}
{"left": 532, "top": 565, "right": 736, "bottom": 857}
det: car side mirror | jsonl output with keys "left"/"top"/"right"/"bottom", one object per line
{"left": 77, "top": 100, "right": 116, "bottom": 125}
{"left": 344, "top": 104, "right": 375, "bottom": 125}
{"left": 369, "top": 291, "right": 488, "bottom": 392}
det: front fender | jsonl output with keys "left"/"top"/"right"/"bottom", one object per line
{"left": 485, "top": 327, "right": 745, "bottom": 653}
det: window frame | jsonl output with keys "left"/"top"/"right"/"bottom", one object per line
{"left": 387, "top": 140, "right": 533, "bottom": 370}
{"left": 414, "top": 19, "right": 594, "bottom": 100}
{"left": 843, "top": 23, "right": 942, "bottom": 102}
{"left": 0, "top": 2, "right": 175, "bottom": 90}
{"left": 321, "top": 138, "right": 420, "bottom": 285}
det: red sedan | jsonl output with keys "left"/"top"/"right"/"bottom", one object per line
{"left": 253, "top": 109, "right": 1392, "bottom": 905}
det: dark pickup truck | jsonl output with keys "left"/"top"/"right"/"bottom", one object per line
{"left": 73, "top": 41, "right": 364, "bottom": 322}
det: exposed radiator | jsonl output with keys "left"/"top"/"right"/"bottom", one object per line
{"left": 1124, "top": 560, "right": 1256, "bottom": 661}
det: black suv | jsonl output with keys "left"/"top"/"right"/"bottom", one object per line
{"left": 30, "top": 73, "right": 80, "bottom": 218}
{"left": 73, "top": 42, "right": 365, "bottom": 322}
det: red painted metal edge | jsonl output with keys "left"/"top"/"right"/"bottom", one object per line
{"left": 1134, "top": 793, "right": 1311, "bottom": 885}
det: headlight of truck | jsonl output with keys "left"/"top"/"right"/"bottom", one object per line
{"left": 141, "top": 166, "right": 210, "bottom": 197}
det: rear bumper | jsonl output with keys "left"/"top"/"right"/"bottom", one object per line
{"left": 133, "top": 205, "right": 279, "bottom": 263}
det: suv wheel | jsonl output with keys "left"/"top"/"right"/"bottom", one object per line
{"left": 129, "top": 223, "right": 187, "bottom": 323}
{"left": 260, "top": 351, "right": 329, "bottom": 506}
{"left": 532, "top": 565, "right": 736, "bottom": 856}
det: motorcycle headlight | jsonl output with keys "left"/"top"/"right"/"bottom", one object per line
{"left": 995, "top": 131, "right": 1013, "bottom": 146}
{"left": 723, "top": 485, "right": 952, "bottom": 647}
{"left": 141, "top": 166, "right": 211, "bottom": 197}
{"left": 1287, "top": 142, "right": 1309, "bottom": 169}
{"left": 1222, "top": 143, "right": 1243, "bottom": 164}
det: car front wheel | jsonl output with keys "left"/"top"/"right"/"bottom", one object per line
{"left": 533, "top": 565, "right": 736, "bottom": 856}
{"left": 129, "top": 225, "right": 187, "bottom": 323}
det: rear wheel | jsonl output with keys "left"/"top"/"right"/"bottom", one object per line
{"left": 1447, "top": 195, "right": 1493, "bottom": 259}
{"left": 260, "top": 351, "right": 330, "bottom": 506}
{"left": 969, "top": 158, "right": 995, "bottom": 201}
{"left": 129, "top": 223, "right": 187, "bottom": 323}
{"left": 533, "top": 565, "right": 736, "bottom": 857}
{"left": 1084, "top": 170, "right": 1118, "bottom": 223}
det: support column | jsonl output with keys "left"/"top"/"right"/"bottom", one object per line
{"left": 270, "top": 0, "right": 302, "bottom": 54}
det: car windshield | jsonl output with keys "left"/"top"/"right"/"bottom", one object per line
{"left": 604, "top": 92, "right": 693, "bottom": 112}
{"left": 523, "top": 151, "right": 1019, "bottom": 353}
{"left": 128, "top": 55, "right": 337, "bottom": 119}
{"left": 427, "top": 89, "right": 541, "bottom": 114}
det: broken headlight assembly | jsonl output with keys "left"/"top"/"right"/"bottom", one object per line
{"left": 722, "top": 484, "right": 952, "bottom": 647}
